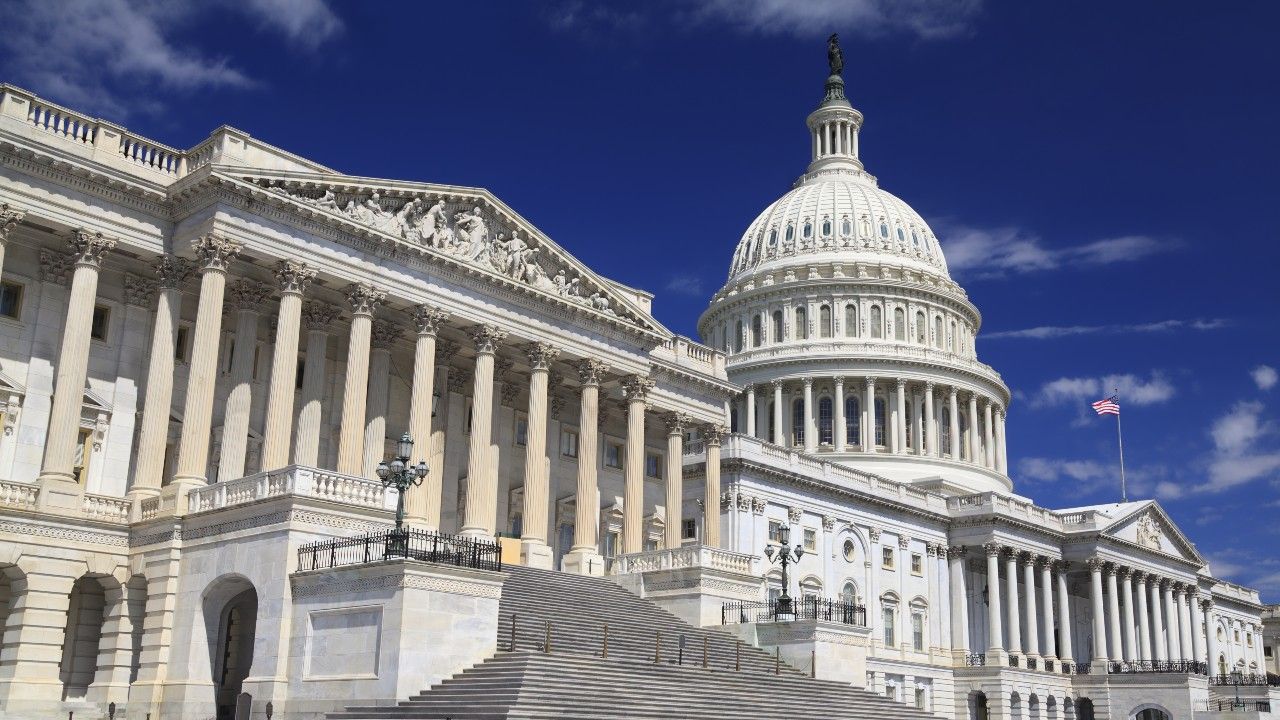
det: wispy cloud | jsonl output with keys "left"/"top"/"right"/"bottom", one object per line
{"left": 984, "top": 318, "right": 1228, "bottom": 341}
{"left": 663, "top": 273, "right": 707, "bottom": 297}
{"left": 1032, "top": 372, "right": 1175, "bottom": 408}
{"left": 1252, "top": 365, "right": 1278, "bottom": 391}
{"left": 0, "top": 0, "right": 343, "bottom": 119}
{"left": 937, "top": 223, "right": 1171, "bottom": 280}
{"left": 546, "top": 1, "right": 647, "bottom": 33}
{"left": 1196, "top": 401, "right": 1280, "bottom": 494}
{"left": 1016, "top": 456, "right": 1169, "bottom": 499}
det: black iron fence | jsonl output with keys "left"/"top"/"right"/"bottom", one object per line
{"left": 1209, "top": 673, "right": 1280, "bottom": 686}
{"left": 1108, "top": 660, "right": 1208, "bottom": 675}
{"left": 297, "top": 529, "right": 502, "bottom": 572}
{"left": 1197, "top": 700, "right": 1272, "bottom": 712}
{"left": 965, "top": 653, "right": 986, "bottom": 667}
{"left": 721, "top": 597, "right": 866, "bottom": 626}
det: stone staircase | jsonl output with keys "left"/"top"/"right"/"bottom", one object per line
{"left": 329, "top": 564, "right": 933, "bottom": 719}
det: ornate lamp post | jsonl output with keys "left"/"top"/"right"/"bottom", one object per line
{"left": 375, "top": 432, "right": 428, "bottom": 557}
{"left": 763, "top": 523, "right": 805, "bottom": 620}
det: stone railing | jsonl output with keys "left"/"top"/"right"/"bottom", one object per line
{"left": 0, "top": 479, "right": 38, "bottom": 510}
{"left": 83, "top": 493, "right": 132, "bottom": 523}
{"left": 725, "top": 339, "right": 1004, "bottom": 387}
{"left": 138, "top": 496, "right": 162, "bottom": 522}
{"left": 187, "top": 465, "right": 396, "bottom": 514}
{"left": 614, "top": 544, "right": 756, "bottom": 576}
{"left": 947, "top": 491, "right": 1088, "bottom": 533}
{"left": 653, "top": 335, "right": 728, "bottom": 379}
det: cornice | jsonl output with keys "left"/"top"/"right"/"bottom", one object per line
{"left": 0, "top": 142, "right": 172, "bottom": 218}
{"left": 726, "top": 353, "right": 1009, "bottom": 402}
{"left": 704, "top": 274, "right": 979, "bottom": 327}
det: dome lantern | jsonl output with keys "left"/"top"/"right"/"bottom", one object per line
{"left": 804, "top": 34, "right": 865, "bottom": 178}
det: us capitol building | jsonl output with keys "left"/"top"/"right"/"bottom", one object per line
{"left": 0, "top": 41, "right": 1275, "bottom": 720}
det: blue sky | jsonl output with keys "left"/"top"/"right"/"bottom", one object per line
{"left": 3, "top": 0, "right": 1277, "bottom": 598}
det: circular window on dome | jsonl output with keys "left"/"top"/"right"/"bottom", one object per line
{"left": 843, "top": 539, "right": 856, "bottom": 562}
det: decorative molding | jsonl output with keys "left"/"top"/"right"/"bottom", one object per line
{"left": 302, "top": 301, "right": 341, "bottom": 331}
{"left": 524, "top": 342, "right": 560, "bottom": 371}
{"left": 345, "top": 282, "right": 387, "bottom": 317}
{"left": 191, "top": 234, "right": 241, "bottom": 272}
{"left": 434, "top": 339, "right": 460, "bottom": 364}
{"left": 574, "top": 358, "right": 608, "bottom": 387}
{"left": 370, "top": 318, "right": 403, "bottom": 350}
{"left": 0, "top": 202, "right": 25, "bottom": 241}
{"left": 621, "top": 374, "right": 655, "bottom": 402}
{"left": 0, "top": 517, "right": 128, "bottom": 548}
{"left": 153, "top": 254, "right": 193, "bottom": 289}
{"left": 227, "top": 279, "right": 271, "bottom": 311}
{"left": 38, "top": 248, "right": 71, "bottom": 285}
{"left": 274, "top": 259, "right": 316, "bottom": 296}
{"left": 412, "top": 304, "right": 450, "bottom": 336}
{"left": 470, "top": 324, "right": 507, "bottom": 355}
{"left": 787, "top": 506, "right": 802, "bottom": 523}
{"left": 69, "top": 228, "right": 117, "bottom": 268}
{"left": 123, "top": 273, "right": 157, "bottom": 308}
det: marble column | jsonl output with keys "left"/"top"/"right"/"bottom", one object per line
{"left": 771, "top": 379, "right": 784, "bottom": 445}
{"left": 1088, "top": 558, "right": 1109, "bottom": 662}
{"left": 171, "top": 235, "right": 241, "bottom": 492}
{"left": 361, "top": 319, "right": 401, "bottom": 478}
{"left": 924, "top": 382, "right": 936, "bottom": 457}
{"left": 335, "top": 283, "right": 386, "bottom": 475}
{"left": 863, "top": 378, "right": 875, "bottom": 451}
{"left": 948, "top": 388, "right": 960, "bottom": 460}
{"left": 37, "top": 230, "right": 116, "bottom": 495}
{"left": 129, "top": 256, "right": 191, "bottom": 499}
{"left": 1176, "top": 585, "right": 1193, "bottom": 661}
{"left": 1151, "top": 577, "right": 1167, "bottom": 662}
{"left": 217, "top": 279, "right": 270, "bottom": 481}
{"left": 1135, "top": 572, "right": 1152, "bottom": 661}
{"left": 745, "top": 384, "right": 756, "bottom": 439}
{"left": 404, "top": 305, "right": 448, "bottom": 526}
{"left": 1006, "top": 548, "right": 1022, "bottom": 657}
{"left": 802, "top": 378, "right": 816, "bottom": 452}
{"left": 1121, "top": 568, "right": 1138, "bottom": 662}
{"left": 1205, "top": 600, "right": 1219, "bottom": 671}
{"left": 833, "top": 376, "right": 846, "bottom": 452}
{"left": 703, "top": 424, "right": 725, "bottom": 548}
{"left": 1039, "top": 558, "right": 1057, "bottom": 660}
{"left": 293, "top": 302, "right": 340, "bottom": 467}
{"left": 967, "top": 393, "right": 980, "bottom": 463}
{"left": 429, "top": 341, "right": 459, "bottom": 530}
{"left": 621, "top": 374, "right": 653, "bottom": 554}
{"left": 1106, "top": 564, "right": 1124, "bottom": 661}
{"left": 1163, "top": 580, "right": 1180, "bottom": 660}
{"left": 1190, "top": 591, "right": 1205, "bottom": 664}
{"left": 894, "top": 379, "right": 907, "bottom": 455}
{"left": 259, "top": 260, "right": 314, "bottom": 470}
{"left": 985, "top": 543, "right": 1005, "bottom": 658}
{"left": 0, "top": 203, "right": 25, "bottom": 282}
{"left": 1056, "top": 562, "right": 1074, "bottom": 664}
{"left": 664, "top": 412, "right": 688, "bottom": 549}
{"left": 995, "top": 407, "right": 1008, "bottom": 474}
{"left": 563, "top": 358, "right": 606, "bottom": 574}
{"left": 1023, "top": 553, "right": 1040, "bottom": 659}
{"left": 948, "top": 546, "right": 969, "bottom": 655}
{"left": 520, "top": 342, "right": 559, "bottom": 568}
{"left": 460, "top": 326, "right": 507, "bottom": 537}
{"left": 983, "top": 400, "right": 995, "bottom": 469}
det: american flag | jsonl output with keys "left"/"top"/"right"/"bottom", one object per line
{"left": 1092, "top": 396, "right": 1120, "bottom": 416}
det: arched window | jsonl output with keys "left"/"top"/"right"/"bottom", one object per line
{"left": 915, "top": 310, "right": 926, "bottom": 343}
{"left": 845, "top": 396, "right": 860, "bottom": 446}
{"left": 933, "top": 316, "right": 943, "bottom": 348}
{"left": 803, "top": 221, "right": 812, "bottom": 239}
{"left": 751, "top": 315, "right": 762, "bottom": 347}
{"left": 822, "top": 218, "right": 832, "bottom": 236}
{"left": 819, "top": 305, "right": 832, "bottom": 338}
{"left": 958, "top": 412, "right": 969, "bottom": 460}
{"left": 894, "top": 308, "right": 906, "bottom": 341}
{"left": 841, "top": 581, "right": 858, "bottom": 604}
{"left": 768, "top": 228, "right": 778, "bottom": 246}
{"left": 874, "top": 398, "right": 886, "bottom": 446}
{"left": 904, "top": 403, "right": 913, "bottom": 450}
{"left": 950, "top": 320, "right": 958, "bottom": 353}
{"left": 730, "top": 408, "right": 739, "bottom": 433}
{"left": 792, "top": 399, "right": 805, "bottom": 445}
{"left": 733, "top": 320, "right": 743, "bottom": 353}
{"left": 772, "top": 310, "right": 784, "bottom": 342}
{"left": 841, "top": 218, "right": 852, "bottom": 236}
{"left": 941, "top": 407, "right": 952, "bottom": 456}
{"left": 767, "top": 401, "right": 776, "bottom": 440}
{"left": 897, "top": 227, "right": 905, "bottom": 243}
{"left": 844, "top": 304, "right": 857, "bottom": 337}
{"left": 785, "top": 224, "right": 794, "bottom": 242}
{"left": 795, "top": 306, "right": 808, "bottom": 340}
{"left": 818, "top": 397, "right": 833, "bottom": 445}
{"left": 870, "top": 305, "right": 883, "bottom": 339}
{"left": 879, "top": 222, "right": 889, "bottom": 238}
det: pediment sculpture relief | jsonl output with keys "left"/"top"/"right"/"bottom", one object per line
{"left": 1135, "top": 511, "right": 1163, "bottom": 550}
{"left": 259, "top": 181, "right": 637, "bottom": 324}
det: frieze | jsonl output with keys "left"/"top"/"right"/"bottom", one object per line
{"left": 0, "top": 517, "right": 129, "bottom": 548}
{"left": 291, "top": 568, "right": 501, "bottom": 599}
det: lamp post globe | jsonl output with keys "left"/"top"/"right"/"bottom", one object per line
{"left": 378, "top": 431, "right": 428, "bottom": 557}
{"left": 763, "top": 523, "right": 803, "bottom": 620}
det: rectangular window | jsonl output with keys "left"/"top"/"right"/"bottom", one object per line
{"left": 768, "top": 520, "right": 781, "bottom": 543}
{"left": 72, "top": 427, "right": 93, "bottom": 483}
{"left": 682, "top": 518, "right": 697, "bottom": 540}
{"left": 911, "top": 553, "right": 922, "bottom": 575}
{"left": 90, "top": 304, "right": 110, "bottom": 341}
{"left": 514, "top": 413, "right": 528, "bottom": 446}
{"left": 560, "top": 428, "right": 579, "bottom": 458}
{"left": 912, "top": 612, "right": 924, "bottom": 651}
{"left": 883, "top": 608, "right": 895, "bottom": 647}
{"left": 914, "top": 688, "right": 926, "bottom": 710}
{"left": 174, "top": 325, "right": 191, "bottom": 362}
{"left": 604, "top": 441, "right": 623, "bottom": 469}
{"left": 645, "top": 452, "right": 662, "bottom": 479}
{"left": 803, "top": 528, "right": 816, "bottom": 552}
{"left": 884, "top": 686, "right": 895, "bottom": 700}
{"left": 0, "top": 281, "right": 23, "bottom": 319}
{"left": 882, "top": 547, "right": 894, "bottom": 570}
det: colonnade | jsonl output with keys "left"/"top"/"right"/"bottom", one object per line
{"left": 20, "top": 229, "right": 726, "bottom": 570}
{"left": 734, "top": 377, "right": 1007, "bottom": 474}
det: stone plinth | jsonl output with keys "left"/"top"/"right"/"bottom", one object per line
{"left": 722, "top": 619, "right": 872, "bottom": 686}
{"left": 613, "top": 545, "right": 759, "bottom": 627}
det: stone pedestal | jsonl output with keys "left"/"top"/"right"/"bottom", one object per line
{"left": 562, "top": 548, "right": 606, "bottom": 577}
{"left": 723, "top": 619, "right": 872, "bottom": 686}
{"left": 613, "top": 545, "right": 759, "bottom": 627}
{"left": 520, "top": 539, "right": 554, "bottom": 570}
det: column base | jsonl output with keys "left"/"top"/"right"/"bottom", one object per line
{"left": 985, "top": 648, "right": 1008, "bottom": 667}
{"left": 561, "top": 548, "right": 605, "bottom": 576}
{"left": 35, "top": 473, "right": 83, "bottom": 513}
{"left": 520, "top": 540, "right": 554, "bottom": 570}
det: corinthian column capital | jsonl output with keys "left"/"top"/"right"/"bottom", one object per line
{"left": 370, "top": 318, "right": 403, "bottom": 349}
{"left": 123, "top": 273, "right": 157, "bottom": 308}
{"left": 664, "top": 412, "right": 690, "bottom": 435}
{"left": 302, "top": 301, "right": 341, "bottom": 330}
{"left": 344, "top": 282, "right": 386, "bottom": 317}
{"left": 274, "top": 259, "right": 315, "bottom": 296}
{"left": 192, "top": 234, "right": 241, "bottom": 272}
{"left": 153, "top": 254, "right": 193, "bottom": 289}
{"left": 227, "top": 279, "right": 271, "bottom": 311}
{"left": 525, "top": 341, "right": 560, "bottom": 370}
{"left": 70, "top": 228, "right": 117, "bottom": 268}
{"left": 411, "top": 304, "right": 450, "bottom": 336}
{"left": 435, "top": 338, "right": 460, "bottom": 363}
{"left": 470, "top": 324, "right": 507, "bottom": 355}
{"left": 621, "top": 374, "right": 655, "bottom": 402}
{"left": 0, "top": 202, "right": 26, "bottom": 241}
{"left": 573, "top": 358, "right": 608, "bottom": 386}
{"left": 701, "top": 423, "right": 727, "bottom": 445}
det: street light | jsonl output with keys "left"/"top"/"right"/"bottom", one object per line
{"left": 375, "top": 432, "right": 428, "bottom": 557}
{"left": 763, "top": 523, "right": 804, "bottom": 620}
{"left": 1228, "top": 669, "right": 1244, "bottom": 709}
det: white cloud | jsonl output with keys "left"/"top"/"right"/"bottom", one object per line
{"left": 1032, "top": 372, "right": 1175, "bottom": 408}
{"left": 984, "top": 318, "right": 1228, "bottom": 341}
{"left": 0, "top": 0, "right": 342, "bottom": 118}
{"left": 688, "top": 0, "right": 983, "bottom": 40}
{"left": 1252, "top": 365, "right": 1278, "bottom": 391}
{"left": 937, "top": 223, "right": 1168, "bottom": 280}
{"left": 1190, "top": 401, "right": 1280, "bottom": 495}
{"left": 663, "top": 273, "right": 706, "bottom": 297}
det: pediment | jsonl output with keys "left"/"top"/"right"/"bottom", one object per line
{"left": 0, "top": 369, "right": 24, "bottom": 396}
{"left": 213, "top": 169, "right": 668, "bottom": 338}
{"left": 1104, "top": 502, "right": 1204, "bottom": 565}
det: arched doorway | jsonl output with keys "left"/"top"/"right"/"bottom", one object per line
{"left": 1078, "top": 697, "right": 1096, "bottom": 720}
{"left": 60, "top": 575, "right": 108, "bottom": 701}
{"left": 969, "top": 690, "right": 990, "bottom": 720}
{"left": 1132, "top": 707, "right": 1171, "bottom": 720}
{"left": 204, "top": 579, "right": 258, "bottom": 720}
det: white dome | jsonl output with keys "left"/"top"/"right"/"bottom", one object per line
{"left": 726, "top": 174, "right": 951, "bottom": 283}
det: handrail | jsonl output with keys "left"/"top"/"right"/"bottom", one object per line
{"left": 296, "top": 528, "right": 502, "bottom": 572}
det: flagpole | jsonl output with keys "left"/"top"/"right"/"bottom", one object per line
{"left": 1114, "top": 388, "right": 1127, "bottom": 502}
